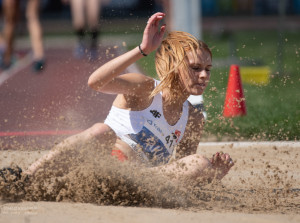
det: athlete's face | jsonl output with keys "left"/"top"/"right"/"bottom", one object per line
{"left": 179, "top": 49, "right": 212, "bottom": 96}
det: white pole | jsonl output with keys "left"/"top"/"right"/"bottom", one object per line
{"left": 171, "top": 0, "right": 202, "bottom": 39}
{"left": 171, "top": 0, "right": 206, "bottom": 118}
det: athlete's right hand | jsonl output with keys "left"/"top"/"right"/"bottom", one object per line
{"left": 139, "top": 12, "right": 166, "bottom": 55}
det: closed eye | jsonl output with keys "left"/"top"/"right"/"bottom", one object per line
{"left": 192, "top": 67, "right": 202, "bottom": 71}
{"left": 190, "top": 64, "right": 212, "bottom": 72}
{"left": 206, "top": 65, "right": 212, "bottom": 72}
{"left": 191, "top": 65, "right": 202, "bottom": 71}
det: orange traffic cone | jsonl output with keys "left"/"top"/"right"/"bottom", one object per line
{"left": 223, "top": 65, "right": 247, "bottom": 117}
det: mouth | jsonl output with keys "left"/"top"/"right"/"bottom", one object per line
{"left": 194, "top": 83, "right": 206, "bottom": 88}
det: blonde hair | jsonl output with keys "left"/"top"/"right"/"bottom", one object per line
{"left": 150, "top": 31, "right": 212, "bottom": 100}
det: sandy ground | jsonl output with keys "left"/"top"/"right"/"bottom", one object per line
{"left": 0, "top": 141, "right": 299, "bottom": 223}
{"left": 0, "top": 201, "right": 299, "bottom": 223}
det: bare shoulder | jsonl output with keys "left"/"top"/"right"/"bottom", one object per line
{"left": 112, "top": 74, "right": 156, "bottom": 110}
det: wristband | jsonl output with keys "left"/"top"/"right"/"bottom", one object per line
{"left": 138, "top": 45, "right": 148, "bottom": 56}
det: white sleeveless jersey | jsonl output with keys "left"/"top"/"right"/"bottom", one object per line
{"left": 104, "top": 80, "right": 189, "bottom": 166}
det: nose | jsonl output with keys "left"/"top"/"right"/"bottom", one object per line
{"left": 199, "top": 69, "right": 209, "bottom": 80}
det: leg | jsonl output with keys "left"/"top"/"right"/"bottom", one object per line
{"left": 24, "top": 123, "right": 116, "bottom": 176}
{"left": 70, "top": 0, "right": 85, "bottom": 31}
{"left": 86, "top": 0, "right": 101, "bottom": 60}
{"left": 2, "top": 0, "right": 19, "bottom": 68}
{"left": 86, "top": 0, "right": 100, "bottom": 39}
{"left": 155, "top": 153, "right": 234, "bottom": 183}
{"left": 0, "top": 34, "right": 6, "bottom": 66}
{"left": 26, "top": 0, "right": 44, "bottom": 60}
{"left": 26, "top": 0, "right": 45, "bottom": 71}
{"left": 70, "top": 0, "right": 86, "bottom": 58}
{"left": 154, "top": 154, "right": 212, "bottom": 182}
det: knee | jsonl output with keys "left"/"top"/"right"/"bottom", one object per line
{"left": 89, "top": 123, "right": 116, "bottom": 141}
{"left": 25, "top": 11, "right": 38, "bottom": 22}
{"left": 25, "top": 5, "right": 39, "bottom": 22}
{"left": 160, "top": 154, "right": 213, "bottom": 181}
{"left": 4, "top": 12, "right": 17, "bottom": 24}
{"left": 188, "top": 154, "right": 211, "bottom": 170}
{"left": 179, "top": 154, "right": 212, "bottom": 179}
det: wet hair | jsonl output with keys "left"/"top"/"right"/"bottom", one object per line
{"left": 150, "top": 31, "right": 212, "bottom": 100}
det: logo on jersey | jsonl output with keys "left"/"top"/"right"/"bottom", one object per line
{"left": 150, "top": 110, "right": 161, "bottom": 118}
{"left": 174, "top": 130, "right": 181, "bottom": 142}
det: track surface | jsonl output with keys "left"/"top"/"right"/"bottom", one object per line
{"left": 0, "top": 47, "right": 118, "bottom": 150}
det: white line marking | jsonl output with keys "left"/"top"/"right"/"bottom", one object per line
{"left": 198, "top": 141, "right": 300, "bottom": 150}
{"left": 0, "top": 52, "right": 32, "bottom": 86}
{"left": 0, "top": 130, "right": 82, "bottom": 137}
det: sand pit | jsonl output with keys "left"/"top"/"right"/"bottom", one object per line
{"left": 0, "top": 201, "right": 299, "bottom": 223}
{"left": 1, "top": 141, "right": 299, "bottom": 222}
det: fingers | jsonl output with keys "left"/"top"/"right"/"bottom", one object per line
{"left": 159, "top": 24, "right": 166, "bottom": 38}
{"left": 155, "top": 15, "right": 163, "bottom": 26}
{"left": 141, "top": 12, "right": 166, "bottom": 54}
{"left": 211, "top": 152, "right": 219, "bottom": 163}
{"left": 146, "top": 12, "right": 165, "bottom": 27}
{"left": 212, "top": 151, "right": 234, "bottom": 167}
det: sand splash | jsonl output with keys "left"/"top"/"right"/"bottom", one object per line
{"left": 0, "top": 144, "right": 299, "bottom": 214}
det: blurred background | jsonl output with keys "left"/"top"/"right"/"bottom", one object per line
{"left": 4, "top": 0, "right": 300, "bottom": 36}
{"left": 0, "top": 0, "right": 299, "bottom": 142}
{"left": 15, "top": 0, "right": 300, "bottom": 18}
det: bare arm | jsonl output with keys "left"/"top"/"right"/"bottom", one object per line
{"left": 88, "top": 48, "right": 145, "bottom": 93}
{"left": 153, "top": 106, "right": 234, "bottom": 183}
{"left": 88, "top": 12, "right": 166, "bottom": 95}
{"left": 177, "top": 105, "right": 234, "bottom": 181}
{"left": 175, "top": 105, "right": 205, "bottom": 158}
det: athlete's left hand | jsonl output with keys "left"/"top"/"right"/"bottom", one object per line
{"left": 140, "top": 12, "right": 166, "bottom": 55}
